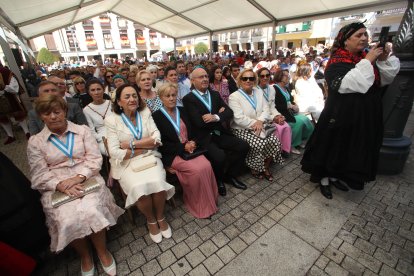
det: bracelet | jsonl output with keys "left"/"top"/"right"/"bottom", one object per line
{"left": 129, "top": 139, "right": 135, "bottom": 158}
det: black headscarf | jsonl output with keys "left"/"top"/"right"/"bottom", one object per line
{"left": 331, "top": 21, "right": 367, "bottom": 54}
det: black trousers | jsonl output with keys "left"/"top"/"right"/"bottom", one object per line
{"left": 204, "top": 133, "right": 250, "bottom": 180}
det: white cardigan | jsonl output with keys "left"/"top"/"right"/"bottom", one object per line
{"left": 229, "top": 88, "right": 270, "bottom": 130}
{"left": 257, "top": 85, "right": 280, "bottom": 120}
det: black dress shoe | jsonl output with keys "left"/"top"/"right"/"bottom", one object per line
{"left": 320, "top": 185, "right": 332, "bottom": 199}
{"left": 330, "top": 180, "right": 349, "bottom": 191}
{"left": 225, "top": 177, "right": 247, "bottom": 190}
{"left": 217, "top": 181, "right": 227, "bottom": 196}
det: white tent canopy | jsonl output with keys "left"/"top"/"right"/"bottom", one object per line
{"left": 0, "top": 0, "right": 407, "bottom": 40}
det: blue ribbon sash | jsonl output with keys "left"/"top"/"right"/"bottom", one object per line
{"left": 121, "top": 111, "right": 143, "bottom": 140}
{"left": 160, "top": 107, "right": 181, "bottom": 139}
{"left": 48, "top": 131, "right": 75, "bottom": 166}
{"left": 238, "top": 89, "right": 257, "bottom": 110}
{"left": 257, "top": 85, "right": 269, "bottom": 102}
{"left": 192, "top": 89, "right": 212, "bottom": 112}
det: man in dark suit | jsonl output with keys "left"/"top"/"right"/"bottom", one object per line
{"left": 227, "top": 63, "right": 240, "bottom": 94}
{"left": 28, "top": 81, "right": 87, "bottom": 135}
{"left": 183, "top": 67, "right": 249, "bottom": 196}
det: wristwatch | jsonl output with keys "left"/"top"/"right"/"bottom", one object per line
{"left": 132, "top": 140, "right": 136, "bottom": 148}
{"left": 77, "top": 174, "right": 86, "bottom": 183}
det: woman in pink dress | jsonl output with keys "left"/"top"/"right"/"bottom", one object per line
{"left": 152, "top": 83, "right": 218, "bottom": 219}
{"left": 209, "top": 65, "right": 230, "bottom": 104}
{"left": 27, "top": 94, "right": 124, "bottom": 276}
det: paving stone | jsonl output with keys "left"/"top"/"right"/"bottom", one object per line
{"left": 233, "top": 217, "right": 251, "bottom": 232}
{"left": 234, "top": 193, "right": 249, "bottom": 203}
{"left": 188, "top": 264, "right": 211, "bottom": 276}
{"left": 386, "top": 206, "right": 405, "bottom": 219}
{"left": 379, "top": 218, "right": 400, "bottom": 233}
{"left": 405, "top": 240, "right": 414, "bottom": 253}
{"left": 239, "top": 229, "right": 258, "bottom": 245}
{"left": 342, "top": 220, "right": 355, "bottom": 232}
{"left": 199, "top": 240, "right": 218, "bottom": 257}
{"left": 211, "top": 231, "right": 230, "bottom": 248}
{"left": 341, "top": 256, "right": 365, "bottom": 276}
{"left": 243, "top": 211, "right": 260, "bottom": 224}
{"left": 181, "top": 212, "right": 195, "bottom": 223}
{"left": 361, "top": 211, "right": 381, "bottom": 224}
{"left": 396, "top": 259, "right": 414, "bottom": 276}
{"left": 126, "top": 252, "right": 146, "bottom": 271}
{"left": 171, "top": 241, "right": 191, "bottom": 259}
{"left": 374, "top": 247, "right": 398, "bottom": 268}
{"left": 116, "top": 260, "right": 131, "bottom": 276}
{"left": 398, "top": 227, "right": 414, "bottom": 242}
{"left": 114, "top": 245, "right": 132, "bottom": 263}
{"left": 118, "top": 232, "right": 135, "bottom": 247}
{"left": 315, "top": 255, "right": 330, "bottom": 269}
{"left": 142, "top": 243, "right": 162, "bottom": 261}
{"left": 354, "top": 238, "right": 376, "bottom": 255}
{"left": 156, "top": 267, "right": 174, "bottom": 276}
{"left": 258, "top": 215, "right": 276, "bottom": 229}
{"left": 223, "top": 224, "right": 241, "bottom": 240}
{"left": 282, "top": 197, "right": 298, "bottom": 209}
{"left": 324, "top": 261, "right": 348, "bottom": 276}
{"left": 380, "top": 264, "right": 404, "bottom": 276}
{"left": 252, "top": 205, "right": 268, "bottom": 217}
{"left": 170, "top": 257, "right": 191, "bottom": 276}
{"left": 230, "top": 208, "right": 244, "bottom": 219}
{"left": 128, "top": 268, "right": 144, "bottom": 276}
{"left": 365, "top": 221, "right": 385, "bottom": 237}
{"left": 140, "top": 259, "right": 162, "bottom": 276}
{"left": 183, "top": 220, "right": 200, "bottom": 236}
{"left": 203, "top": 254, "right": 224, "bottom": 274}
{"left": 352, "top": 225, "right": 372, "bottom": 240}
{"left": 323, "top": 245, "right": 345, "bottom": 264}
{"left": 250, "top": 221, "right": 268, "bottom": 237}
{"left": 392, "top": 216, "right": 412, "bottom": 231}
{"left": 374, "top": 210, "right": 393, "bottom": 221}
{"left": 184, "top": 234, "right": 203, "bottom": 250}
{"left": 275, "top": 203, "right": 291, "bottom": 215}
{"left": 349, "top": 215, "right": 368, "bottom": 227}
{"left": 157, "top": 250, "right": 177, "bottom": 269}
{"left": 226, "top": 198, "right": 240, "bottom": 208}
{"left": 209, "top": 219, "right": 226, "bottom": 233}
{"left": 219, "top": 213, "right": 236, "bottom": 226}
{"left": 107, "top": 239, "right": 121, "bottom": 253}
{"left": 267, "top": 209, "right": 284, "bottom": 222}
{"left": 216, "top": 245, "right": 237, "bottom": 264}
{"left": 370, "top": 233, "right": 392, "bottom": 251}
{"left": 128, "top": 238, "right": 147, "bottom": 254}
{"left": 170, "top": 217, "right": 185, "bottom": 230}
{"left": 390, "top": 244, "right": 414, "bottom": 264}
{"left": 228, "top": 237, "right": 248, "bottom": 254}
{"left": 330, "top": 237, "right": 343, "bottom": 249}
{"left": 158, "top": 237, "right": 176, "bottom": 252}
{"left": 358, "top": 252, "right": 382, "bottom": 273}
{"left": 185, "top": 248, "right": 206, "bottom": 267}
{"left": 131, "top": 225, "right": 148, "bottom": 239}
{"left": 247, "top": 195, "right": 263, "bottom": 207}
{"left": 170, "top": 228, "right": 188, "bottom": 244}
{"left": 337, "top": 229, "right": 357, "bottom": 244}
{"left": 403, "top": 212, "right": 414, "bottom": 224}
{"left": 384, "top": 230, "right": 407, "bottom": 247}
{"left": 307, "top": 265, "right": 329, "bottom": 276}
{"left": 339, "top": 242, "right": 362, "bottom": 260}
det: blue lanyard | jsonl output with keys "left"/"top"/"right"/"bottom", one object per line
{"left": 192, "top": 89, "right": 212, "bottom": 112}
{"left": 121, "top": 111, "right": 143, "bottom": 140}
{"left": 275, "top": 84, "right": 291, "bottom": 103}
{"left": 257, "top": 85, "right": 269, "bottom": 102}
{"left": 238, "top": 89, "right": 257, "bottom": 110}
{"left": 48, "top": 131, "right": 75, "bottom": 162}
{"left": 160, "top": 107, "right": 180, "bottom": 136}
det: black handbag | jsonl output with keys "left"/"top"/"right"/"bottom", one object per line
{"left": 180, "top": 148, "right": 207, "bottom": 160}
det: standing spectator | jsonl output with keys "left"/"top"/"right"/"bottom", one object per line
{"left": 227, "top": 63, "right": 240, "bottom": 93}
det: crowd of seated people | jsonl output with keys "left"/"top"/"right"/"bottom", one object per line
{"left": 3, "top": 50, "right": 340, "bottom": 274}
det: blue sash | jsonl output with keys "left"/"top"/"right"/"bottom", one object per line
{"left": 48, "top": 131, "right": 75, "bottom": 165}
{"left": 238, "top": 89, "right": 257, "bottom": 110}
{"left": 121, "top": 111, "right": 143, "bottom": 140}
{"left": 160, "top": 107, "right": 181, "bottom": 137}
{"left": 275, "top": 84, "right": 291, "bottom": 104}
{"left": 257, "top": 85, "right": 269, "bottom": 102}
{"left": 192, "top": 89, "right": 212, "bottom": 112}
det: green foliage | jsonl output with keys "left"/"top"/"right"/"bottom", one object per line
{"left": 36, "top": 48, "right": 59, "bottom": 64}
{"left": 194, "top": 42, "right": 208, "bottom": 54}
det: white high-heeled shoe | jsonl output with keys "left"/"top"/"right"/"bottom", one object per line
{"left": 99, "top": 251, "right": 116, "bottom": 276}
{"left": 158, "top": 217, "right": 172, "bottom": 239}
{"left": 81, "top": 259, "right": 95, "bottom": 276}
{"left": 148, "top": 221, "right": 162, "bottom": 243}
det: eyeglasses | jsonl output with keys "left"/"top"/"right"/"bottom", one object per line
{"left": 260, "top": 74, "right": 270, "bottom": 78}
{"left": 241, "top": 77, "right": 255, "bottom": 82}
{"left": 106, "top": 75, "right": 113, "bottom": 78}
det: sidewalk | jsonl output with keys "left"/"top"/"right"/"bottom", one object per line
{"left": 1, "top": 108, "right": 413, "bottom": 276}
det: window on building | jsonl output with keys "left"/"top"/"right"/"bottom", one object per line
{"left": 103, "top": 31, "right": 113, "bottom": 49}
{"left": 66, "top": 30, "right": 77, "bottom": 48}
{"left": 258, "top": 42, "right": 264, "bottom": 50}
{"left": 99, "top": 15, "right": 111, "bottom": 27}
{"left": 120, "top": 30, "right": 130, "bottom": 48}
{"left": 118, "top": 17, "right": 128, "bottom": 29}
{"left": 287, "top": 42, "right": 294, "bottom": 49}
{"left": 85, "top": 31, "right": 97, "bottom": 48}
{"left": 135, "top": 29, "right": 145, "bottom": 44}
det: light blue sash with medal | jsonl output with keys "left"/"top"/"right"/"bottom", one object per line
{"left": 238, "top": 89, "right": 257, "bottom": 110}
{"left": 275, "top": 84, "right": 291, "bottom": 104}
{"left": 160, "top": 107, "right": 183, "bottom": 142}
{"left": 257, "top": 85, "right": 269, "bottom": 102}
{"left": 48, "top": 131, "right": 75, "bottom": 166}
{"left": 121, "top": 111, "right": 143, "bottom": 140}
{"left": 192, "top": 89, "right": 211, "bottom": 112}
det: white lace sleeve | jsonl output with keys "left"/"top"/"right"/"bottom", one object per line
{"left": 338, "top": 59, "right": 375, "bottom": 94}
{"left": 4, "top": 76, "right": 19, "bottom": 94}
{"left": 376, "top": 55, "right": 400, "bottom": 87}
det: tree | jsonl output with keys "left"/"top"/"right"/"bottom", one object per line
{"left": 194, "top": 42, "right": 208, "bottom": 54}
{"left": 36, "top": 48, "right": 59, "bottom": 64}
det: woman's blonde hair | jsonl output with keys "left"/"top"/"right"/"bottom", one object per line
{"left": 295, "top": 60, "right": 312, "bottom": 79}
{"left": 236, "top": 68, "right": 258, "bottom": 88}
{"left": 158, "top": 83, "right": 178, "bottom": 98}
{"left": 135, "top": 70, "right": 152, "bottom": 86}
{"left": 73, "top": 76, "right": 86, "bottom": 94}
{"left": 35, "top": 94, "right": 68, "bottom": 116}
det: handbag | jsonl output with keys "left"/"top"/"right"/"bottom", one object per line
{"left": 51, "top": 178, "right": 101, "bottom": 208}
{"left": 131, "top": 155, "right": 157, "bottom": 172}
{"left": 180, "top": 148, "right": 207, "bottom": 160}
{"left": 259, "top": 123, "right": 276, "bottom": 139}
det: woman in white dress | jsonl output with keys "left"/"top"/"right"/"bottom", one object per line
{"left": 105, "top": 84, "right": 175, "bottom": 243}
{"left": 83, "top": 79, "right": 112, "bottom": 156}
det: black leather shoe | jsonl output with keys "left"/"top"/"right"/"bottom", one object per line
{"left": 320, "top": 185, "right": 332, "bottom": 199}
{"left": 217, "top": 181, "right": 227, "bottom": 196}
{"left": 225, "top": 177, "right": 247, "bottom": 190}
{"left": 330, "top": 180, "right": 349, "bottom": 191}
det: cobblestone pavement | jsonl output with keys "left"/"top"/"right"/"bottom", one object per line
{"left": 1, "top": 109, "right": 413, "bottom": 276}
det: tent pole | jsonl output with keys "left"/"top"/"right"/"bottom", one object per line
{"left": 272, "top": 21, "right": 277, "bottom": 58}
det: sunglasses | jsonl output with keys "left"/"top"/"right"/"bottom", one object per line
{"left": 106, "top": 75, "right": 113, "bottom": 78}
{"left": 241, "top": 77, "right": 255, "bottom": 82}
{"left": 260, "top": 74, "right": 270, "bottom": 78}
